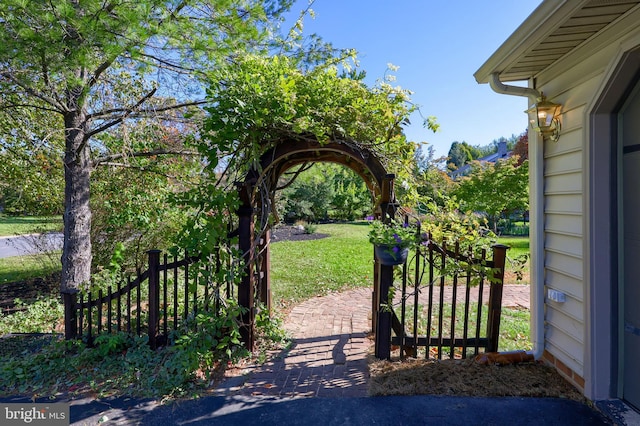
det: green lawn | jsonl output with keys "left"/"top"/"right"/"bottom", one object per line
{"left": 270, "top": 224, "right": 531, "bottom": 305}
{"left": 0, "top": 215, "right": 62, "bottom": 237}
{"left": 0, "top": 253, "right": 61, "bottom": 284}
{"left": 270, "top": 222, "right": 372, "bottom": 307}
{"left": 496, "top": 235, "right": 530, "bottom": 284}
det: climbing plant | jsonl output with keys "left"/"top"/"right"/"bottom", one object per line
{"left": 199, "top": 55, "right": 433, "bottom": 195}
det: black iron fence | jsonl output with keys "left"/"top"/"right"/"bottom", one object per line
{"left": 62, "top": 249, "right": 235, "bottom": 348}
{"left": 376, "top": 231, "right": 508, "bottom": 359}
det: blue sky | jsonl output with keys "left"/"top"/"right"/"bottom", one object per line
{"left": 286, "top": 0, "right": 542, "bottom": 158}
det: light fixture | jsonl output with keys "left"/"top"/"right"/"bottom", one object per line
{"left": 527, "top": 93, "right": 561, "bottom": 141}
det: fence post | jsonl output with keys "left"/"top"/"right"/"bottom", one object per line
{"left": 374, "top": 173, "right": 398, "bottom": 359}
{"left": 147, "top": 249, "right": 162, "bottom": 349}
{"left": 375, "top": 263, "right": 394, "bottom": 359}
{"left": 63, "top": 291, "right": 78, "bottom": 340}
{"left": 487, "top": 244, "right": 509, "bottom": 352}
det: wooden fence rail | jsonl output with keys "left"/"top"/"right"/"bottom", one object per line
{"left": 62, "top": 249, "right": 232, "bottom": 348}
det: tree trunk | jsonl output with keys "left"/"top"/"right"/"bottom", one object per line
{"left": 61, "top": 110, "right": 92, "bottom": 294}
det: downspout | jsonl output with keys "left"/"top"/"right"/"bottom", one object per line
{"left": 489, "top": 73, "right": 541, "bottom": 100}
{"left": 489, "top": 73, "right": 545, "bottom": 361}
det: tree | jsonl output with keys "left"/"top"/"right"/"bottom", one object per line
{"left": 453, "top": 157, "right": 529, "bottom": 232}
{"left": 512, "top": 131, "right": 529, "bottom": 165}
{"left": 280, "top": 165, "right": 334, "bottom": 223}
{"left": 447, "top": 142, "right": 469, "bottom": 170}
{"left": 446, "top": 141, "right": 482, "bottom": 171}
{"left": 90, "top": 115, "right": 202, "bottom": 270}
{"left": 0, "top": 1, "right": 297, "bottom": 293}
{"left": 328, "top": 165, "right": 371, "bottom": 220}
{"left": 0, "top": 96, "right": 65, "bottom": 215}
{"left": 413, "top": 145, "right": 453, "bottom": 210}
{"left": 278, "top": 163, "right": 371, "bottom": 222}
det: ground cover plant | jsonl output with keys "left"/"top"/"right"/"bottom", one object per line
{"left": 0, "top": 222, "right": 532, "bottom": 401}
{"left": 0, "top": 299, "right": 288, "bottom": 400}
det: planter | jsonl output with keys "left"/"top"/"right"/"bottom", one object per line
{"left": 374, "top": 244, "right": 409, "bottom": 266}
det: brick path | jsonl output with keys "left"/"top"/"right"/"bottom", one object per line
{"left": 214, "top": 285, "right": 530, "bottom": 398}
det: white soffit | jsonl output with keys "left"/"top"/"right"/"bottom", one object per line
{"left": 475, "top": 0, "right": 640, "bottom": 83}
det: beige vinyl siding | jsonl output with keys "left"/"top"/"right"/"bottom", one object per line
{"left": 545, "top": 194, "right": 582, "bottom": 216}
{"left": 546, "top": 320, "right": 585, "bottom": 376}
{"left": 546, "top": 269, "right": 584, "bottom": 302}
{"left": 535, "top": 23, "right": 638, "bottom": 375}
{"left": 545, "top": 233, "right": 582, "bottom": 258}
{"left": 538, "top": 60, "right": 612, "bottom": 375}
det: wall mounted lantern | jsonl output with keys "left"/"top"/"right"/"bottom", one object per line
{"left": 527, "top": 94, "right": 561, "bottom": 142}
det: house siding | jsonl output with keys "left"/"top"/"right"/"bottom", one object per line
{"left": 537, "top": 48, "right": 615, "bottom": 381}
{"left": 476, "top": 0, "right": 640, "bottom": 402}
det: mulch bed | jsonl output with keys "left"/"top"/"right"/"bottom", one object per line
{"left": 0, "top": 272, "right": 60, "bottom": 314}
{"left": 271, "top": 225, "right": 328, "bottom": 242}
{"left": 368, "top": 357, "right": 586, "bottom": 401}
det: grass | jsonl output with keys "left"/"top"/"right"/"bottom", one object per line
{"left": 0, "top": 214, "right": 62, "bottom": 237}
{"left": 0, "top": 253, "right": 61, "bottom": 284}
{"left": 499, "top": 307, "right": 532, "bottom": 351}
{"left": 395, "top": 301, "right": 531, "bottom": 357}
{"left": 497, "top": 235, "right": 530, "bottom": 285}
{"left": 270, "top": 222, "right": 372, "bottom": 308}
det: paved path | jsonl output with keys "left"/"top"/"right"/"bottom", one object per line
{"left": 214, "top": 284, "right": 530, "bottom": 398}
{"left": 0, "top": 233, "right": 63, "bottom": 258}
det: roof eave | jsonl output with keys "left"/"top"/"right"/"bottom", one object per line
{"left": 474, "top": 0, "right": 589, "bottom": 84}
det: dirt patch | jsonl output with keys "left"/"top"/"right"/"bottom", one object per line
{"left": 368, "top": 356, "right": 585, "bottom": 402}
{"left": 0, "top": 272, "right": 60, "bottom": 314}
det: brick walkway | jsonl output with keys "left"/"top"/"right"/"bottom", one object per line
{"left": 214, "top": 285, "right": 530, "bottom": 398}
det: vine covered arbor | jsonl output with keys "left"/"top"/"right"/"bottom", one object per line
{"left": 232, "top": 133, "right": 509, "bottom": 360}
{"left": 190, "top": 55, "right": 506, "bottom": 360}
{"left": 235, "top": 135, "right": 400, "bottom": 356}
{"left": 60, "top": 54, "right": 508, "bottom": 361}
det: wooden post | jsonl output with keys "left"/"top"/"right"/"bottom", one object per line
{"left": 487, "top": 244, "right": 509, "bottom": 352}
{"left": 63, "top": 291, "right": 78, "bottom": 340}
{"left": 237, "top": 182, "right": 255, "bottom": 351}
{"left": 259, "top": 228, "right": 271, "bottom": 312}
{"left": 147, "top": 249, "right": 161, "bottom": 349}
{"left": 372, "top": 249, "right": 378, "bottom": 334}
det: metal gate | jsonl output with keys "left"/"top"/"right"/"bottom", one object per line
{"left": 374, "top": 228, "right": 508, "bottom": 360}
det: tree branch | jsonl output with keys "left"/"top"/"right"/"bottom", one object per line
{"left": 84, "top": 87, "right": 158, "bottom": 139}
{"left": 276, "top": 163, "right": 313, "bottom": 190}
{"left": 1, "top": 72, "right": 66, "bottom": 112}
{"left": 87, "top": 99, "right": 206, "bottom": 120}
{"left": 0, "top": 102, "right": 60, "bottom": 114}
{"left": 136, "top": 52, "right": 199, "bottom": 74}
{"left": 92, "top": 147, "right": 199, "bottom": 168}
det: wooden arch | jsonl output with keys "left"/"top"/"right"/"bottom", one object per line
{"left": 235, "top": 137, "right": 399, "bottom": 349}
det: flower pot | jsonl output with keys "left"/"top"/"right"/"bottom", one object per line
{"left": 374, "top": 244, "right": 409, "bottom": 266}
